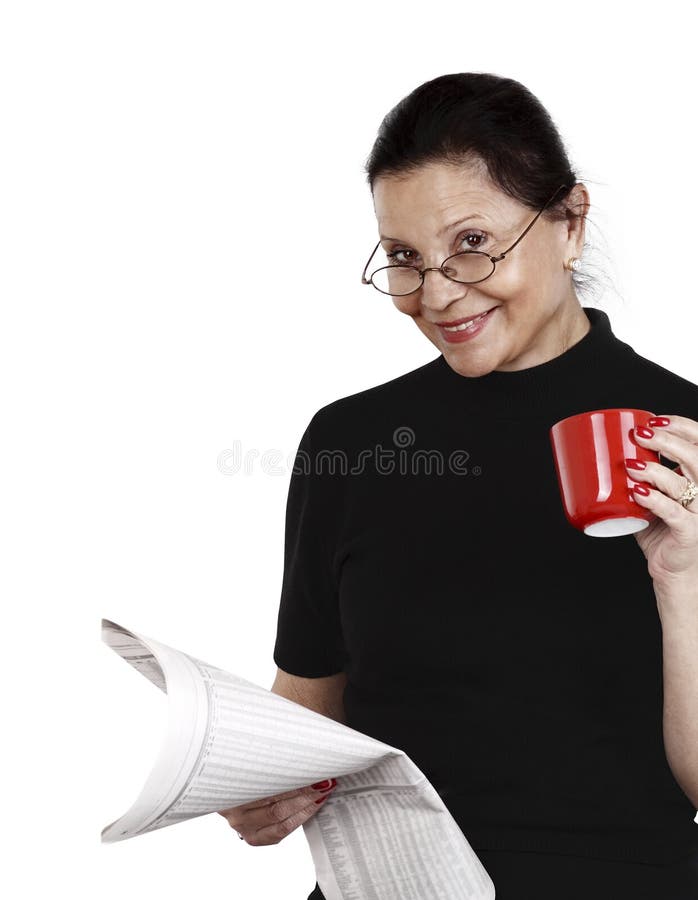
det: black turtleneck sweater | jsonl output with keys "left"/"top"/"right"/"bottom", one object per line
{"left": 273, "top": 306, "right": 698, "bottom": 865}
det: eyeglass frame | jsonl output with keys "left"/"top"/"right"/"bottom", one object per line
{"left": 360, "top": 182, "right": 573, "bottom": 296}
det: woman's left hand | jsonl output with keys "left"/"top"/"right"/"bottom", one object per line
{"left": 626, "top": 414, "right": 698, "bottom": 588}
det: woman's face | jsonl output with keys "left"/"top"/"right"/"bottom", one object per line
{"left": 371, "top": 159, "right": 589, "bottom": 377}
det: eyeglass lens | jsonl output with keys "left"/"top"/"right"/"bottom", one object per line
{"left": 370, "top": 251, "right": 495, "bottom": 296}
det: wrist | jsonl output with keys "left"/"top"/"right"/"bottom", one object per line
{"left": 653, "top": 576, "right": 698, "bottom": 618}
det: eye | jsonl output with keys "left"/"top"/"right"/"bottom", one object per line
{"left": 386, "top": 230, "right": 489, "bottom": 264}
{"left": 386, "top": 248, "right": 417, "bottom": 264}
{"left": 460, "top": 231, "right": 489, "bottom": 251}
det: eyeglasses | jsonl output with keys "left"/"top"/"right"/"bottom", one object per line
{"left": 360, "top": 183, "right": 571, "bottom": 297}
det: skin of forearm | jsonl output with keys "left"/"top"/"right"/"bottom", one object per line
{"left": 270, "top": 671, "right": 347, "bottom": 725}
{"left": 655, "top": 581, "right": 698, "bottom": 810}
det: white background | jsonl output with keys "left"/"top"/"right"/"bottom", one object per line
{"left": 2, "top": 1, "right": 696, "bottom": 897}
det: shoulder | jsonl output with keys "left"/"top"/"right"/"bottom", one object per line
{"left": 305, "top": 355, "right": 441, "bottom": 441}
{"left": 619, "top": 343, "right": 698, "bottom": 416}
{"left": 627, "top": 350, "right": 698, "bottom": 392}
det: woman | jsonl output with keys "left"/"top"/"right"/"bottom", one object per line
{"left": 218, "top": 73, "right": 698, "bottom": 899}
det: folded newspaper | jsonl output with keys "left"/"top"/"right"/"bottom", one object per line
{"left": 101, "top": 618, "right": 495, "bottom": 900}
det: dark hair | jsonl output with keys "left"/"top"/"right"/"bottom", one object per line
{"left": 364, "top": 73, "right": 603, "bottom": 300}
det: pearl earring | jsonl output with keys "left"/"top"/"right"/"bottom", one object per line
{"left": 565, "top": 257, "right": 581, "bottom": 272}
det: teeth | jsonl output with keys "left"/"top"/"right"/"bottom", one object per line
{"left": 443, "top": 311, "right": 489, "bottom": 332}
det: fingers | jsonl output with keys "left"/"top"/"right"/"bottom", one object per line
{"left": 217, "top": 778, "right": 338, "bottom": 846}
{"left": 625, "top": 457, "right": 697, "bottom": 542}
{"left": 217, "top": 780, "right": 331, "bottom": 817}
{"left": 624, "top": 456, "right": 691, "bottom": 505}
{"left": 650, "top": 414, "right": 698, "bottom": 444}
{"left": 634, "top": 417, "right": 698, "bottom": 483}
{"left": 243, "top": 794, "right": 326, "bottom": 847}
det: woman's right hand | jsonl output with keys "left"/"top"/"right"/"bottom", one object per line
{"left": 217, "top": 778, "right": 338, "bottom": 846}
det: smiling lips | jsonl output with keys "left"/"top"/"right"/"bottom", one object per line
{"left": 435, "top": 306, "right": 498, "bottom": 343}
{"left": 435, "top": 306, "right": 497, "bottom": 330}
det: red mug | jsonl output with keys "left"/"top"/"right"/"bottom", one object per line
{"left": 549, "top": 408, "right": 660, "bottom": 537}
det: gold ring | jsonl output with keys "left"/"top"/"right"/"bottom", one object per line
{"left": 679, "top": 478, "right": 698, "bottom": 508}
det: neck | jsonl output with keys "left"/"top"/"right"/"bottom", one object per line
{"left": 493, "top": 298, "right": 591, "bottom": 374}
{"left": 433, "top": 305, "right": 633, "bottom": 418}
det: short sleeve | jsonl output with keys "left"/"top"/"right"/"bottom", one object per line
{"left": 272, "top": 412, "right": 347, "bottom": 677}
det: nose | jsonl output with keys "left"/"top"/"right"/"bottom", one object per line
{"left": 418, "top": 266, "right": 469, "bottom": 311}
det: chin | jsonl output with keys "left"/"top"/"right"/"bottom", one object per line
{"left": 443, "top": 350, "right": 501, "bottom": 379}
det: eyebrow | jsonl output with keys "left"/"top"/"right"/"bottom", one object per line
{"left": 380, "top": 213, "right": 484, "bottom": 243}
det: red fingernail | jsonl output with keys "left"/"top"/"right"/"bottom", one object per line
{"left": 632, "top": 483, "right": 651, "bottom": 496}
{"left": 314, "top": 795, "right": 328, "bottom": 804}
{"left": 625, "top": 458, "right": 647, "bottom": 470}
{"left": 635, "top": 426, "right": 654, "bottom": 439}
{"left": 646, "top": 417, "right": 670, "bottom": 427}
{"left": 312, "top": 780, "right": 331, "bottom": 790}
{"left": 319, "top": 778, "right": 338, "bottom": 792}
